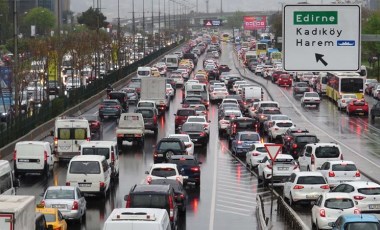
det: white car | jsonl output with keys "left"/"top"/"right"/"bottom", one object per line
{"left": 337, "top": 94, "right": 357, "bottom": 110}
{"left": 218, "top": 109, "right": 243, "bottom": 134}
{"left": 188, "top": 104, "right": 208, "bottom": 119}
{"left": 317, "top": 160, "right": 361, "bottom": 188}
{"left": 186, "top": 116, "right": 210, "bottom": 133}
{"left": 166, "top": 84, "right": 175, "bottom": 98}
{"left": 298, "top": 143, "right": 343, "bottom": 172}
{"left": 331, "top": 181, "right": 380, "bottom": 212}
{"left": 257, "top": 154, "right": 300, "bottom": 187}
{"left": 168, "top": 134, "right": 194, "bottom": 156}
{"left": 301, "top": 92, "right": 321, "bottom": 108}
{"left": 221, "top": 98, "right": 239, "bottom": 105}
{"left": 145, "top": 163, "right": 183, "bottom": 184}
{"left": 372, "top": 84, "right": 380, "bottom": 98}
{"left": 245, "top": 143, "right": 270, "bottom": 169}
{"left": 232, "top": 81, "right": 247, "bottom": 93}
{"left": 210, "top": 88, "right": 229, "bottom": 101}
{"left": 311, "top": 192, "right": 360, "bottom": 230}
{"left": 283, "top": 171, "right": 330, "bottom": 206}
{"left": 263, "top": 115, "right": 290, "bottom": 134}
{"left": 255, "top": 65, "right": 263, "bottom": 75}
{"left": 154, "top": 62, "right": 167, "bottom": 75}
{"left": 267, "top": 120, "right": 295, "bottom": 142}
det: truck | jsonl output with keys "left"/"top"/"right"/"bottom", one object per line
{"left": 140, "top": 77, "right": 168, "bottom": 114}
{"left": 0, "top": 195, "right": 35, "bottom": 230}
{"left": 116, "top": 113, "right": 145, "bottom": 148}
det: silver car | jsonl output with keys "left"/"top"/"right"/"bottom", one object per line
{"left": 42, "top": 186, "right": 87, "bottom": 221}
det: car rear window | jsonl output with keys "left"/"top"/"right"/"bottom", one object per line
{"left": 45, "top": 189, "right": 75, "bottom": 199}
{"left": 182, "top": 123, "right": 204, "bottom": 132}
{"left": 43, "top": 214, "right": 56, "bottom": 222}
{"left": 58, "top": 128, "right": 87, "bottom": 140}
{"left": 263, "top": 110, "right": 281, "bottom": 115}
{"left": 82, "top": 148, "right": 110, "bottom": 160}
{"left": 332, "top": 164, "right": 357, "bottom": 171}
{"left": 296, "top": 176, "right": 326, "bottom": 184}
{"left": 345, "top": 223, "right": 380, "bottom": 230}
{"left": 324, "top": 198, "right": 354, "bottom": 209}
{"left": 170, "top": 158, "right": 197, "bottom": 166}
{"left": 159, "top": 142, "right": 181, "bottom": 150}
{"left": 109, "top": 93, "right": 125, "bottom": 100}
{"left": 358, "top": 187, "right": 380, "bottom": 195}
{"left": 297, "top": 83, "right": 308, "bottom": 87}
{"left": 234, "top": 121, "right": 255, "bottom": 128}
{"left": 138, "top": 102, "right": 154, "bottom": 107}
{"left": 255, "top": 147, "right": 267, "bottom": 152}
{"left": 260, "top": 103, "right": 278, "bottom": 108}
{"left": 131, "top": 194, "right": 167, "bottom": 209}
{"left": 187, "top": 117, "right": 205, "bottom": 122}
{"left": 295, "top": 136, "right": 318, "bottom": 143}
{"left": 276, "top": 122, "right": 293, "bottom": 128}
{"left": 69, "top": 161, "right": 100, "bottom": 174}
{"left": 136, "top": 109, "right": 154, "bottom": 118}
{"left": 151, "top": 168, "right": 177, "bottom": 177}
{"left": 102, "top": 101, "right": 118, "bottom": 106}
{"left": 315, "top": 146, "right": 340, "bottom": 158}
{"left": 240, "top": 133, "right": 260, "bottom": 141}
{"left": 177, "top": 110, "right": 195, "bottom": 116}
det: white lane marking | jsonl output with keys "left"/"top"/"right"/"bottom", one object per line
{"left": 93, "top": 111, "right": 99, "bottom": 115}
{"left": 217, "top": 177, "right": 254, "bottom": 185}
{"left": 218, "top": 199, "right": 256, "bottom": 208}
{"left": 217, "top": 194, "right": 256, "bottom": 204}
{"left": 209, "top": 141, "right": 219, "bottom": 230}
{"left": 217, "top": 179, "right": 258, "bottom": 188}
{"left": 217, "top": 182, "right": 257, "bottom": 191}
{"left": 278, "top": 89, "right": 380, "bottom": 169}
{"left": 215, "top": 208, "right": 251, "bottom": 216}
{"left": 216, "top": 203, "right": 252, "bottom": 212}
{"left": 217, "top": 190, "right": 255, "bottom": 200}
{"left": 217, "top": 187, "right": 256, "bottom": 195}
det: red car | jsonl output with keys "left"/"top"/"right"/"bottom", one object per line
{"left": 277, "top": 74, "right": 292, "bottom": 86}
{"left": 174, "top": 108, "right": 196, "bottom": 130}
{"left": 346, "top": 99, "right": 369, "bottom": 116}
{"left": 271, "top": 71, "right": 288, "bottom": 83}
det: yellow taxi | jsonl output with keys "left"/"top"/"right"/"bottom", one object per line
{"left": 36, "top": 205, "right": 67, "bottom": 230}
{"left": 180, "top": 59, "right": 194, "bottom": 69}
{"left": 151, "top": 67, "right": 161, "bottom": 77}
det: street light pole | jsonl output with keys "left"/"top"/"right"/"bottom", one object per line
{"left": 132, "top": 0, "right": 136, "bottom": 61}
{"left": 158, "top": 0, "right": 161, "bottom": 48}
{"left": 143, "top": 0, "right": 145, "bottom": 33}
{"left": 151, "top": 0, "right": 154, "bottom": 35}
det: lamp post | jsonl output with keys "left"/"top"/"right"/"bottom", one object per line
{"left": 132, "top": 0, "right": 136, "bottom": 62}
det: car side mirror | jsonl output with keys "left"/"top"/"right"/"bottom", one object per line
{"left": 145, "top": 171, "right": 149, "bottom": 175}
{"left": 47, "top": 225, "right": 53, "bottom": 230}
{"left": 124, "top": 195, "right": 129, "bottom": 201}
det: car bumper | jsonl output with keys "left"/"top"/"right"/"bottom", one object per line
{"left": 292, "top": 191, "right": 322, "bottom": 202}
{"left": 326, "top": 177, "right": 361, "bottom": 187}
{"left": 355, "top": 202, "right": 380, "bottom": 213}
{"left": 315, "top": 216, "right": 337, "bottom": 229}
{"left": 60, "top": 210, "right": 82, "bottom": 220}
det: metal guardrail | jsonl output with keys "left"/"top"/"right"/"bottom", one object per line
{"left": 256, "top": 194, "right": 269, "bottom": 230}
{"left": 276, "top": 192, "right": 310, "bottom": 230}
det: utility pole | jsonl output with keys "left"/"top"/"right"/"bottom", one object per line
{"left": 158, "top": 0, "right": 161, "bottom": 48}
{"left": 132, "top": 0, "right": 136, "bottom": 61}
{"left": 13, "top": 0, "right": 19, "bottom": 116}
{"left": 164, "top": 0, "right": 166, "bottom": 29}
{"left": 220, "top": 0, "right": 223, "bottom": 15}
{"left": 168, "top": 0, "right": 170, "bottom": 30}
{"left": 143, "top": 0, "right": 145, "bottom": 33}
{"left": 196, "top": 0, "right": 198, "bottom": 14}
{"left": 151, "top": 0, "right": 154, "bottom": 35}
{"left": 117, "top": 0, "right": 121, "bottom": 71}
{"left": 206, "top": 0, "right": 209, "bottom": 14}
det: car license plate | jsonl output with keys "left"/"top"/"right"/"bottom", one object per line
{"left": 157, "top": 154, "right": 163, "bottom": 157}
{"left": 183, "top": 176, "right": 189, "bottom": 179}
{"left": 125, "top": 134, "right": 134, "bottom": 137}
{"left": 192, "top": 139, "right": 198, "bottom": 142}
{"left": 51, "top": 204, "right": 66, "bottom": 209}
{"left": 306, "top": 194, "right": 319, "bottom": 199}
{"left": 369, "top": 204, "right": 380, "bottom": 209}
{"left": 78, "top": 183, "right": 91, "bottom": 187}
{"left": 277, "top": 167, "right": 289, "bottom": 171}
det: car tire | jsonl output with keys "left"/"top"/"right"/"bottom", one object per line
{"left": 165, "top": 150, "right": 175, "bottom": 160}
{"left": 263, "top": 174, "right": 269, "bottom": 187}
{"left": 307, "top": 166, "right": 311, "bottom": 171}
{"left": 289, "top": 193, "right": 296, "bottom": 207}
{"left": 311, "top": 218, "right": 317, "bottom": 230}
{"left": 153, "top": 128, "right": 158, "bottom": 136}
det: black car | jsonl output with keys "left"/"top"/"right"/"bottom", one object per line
{"left": 46, "top": 81, "right": 60, "bottom": 95}
{"left": 169, "top": 155, "right": 201, "bottom": 187}
{"left": 285, "top": 133, "right": 319, "bottom": 159}
{"left": 149, "top": 179, "right": 187, "bottom": 213}
{"left": 180, "top": 122, "right": 209, "bottom": 146}
{"left": 98, "top": 99, "right": 122, "bottom": 120}
{"left": 370, "top": 101, "right": 380, "bottom": 121}
{"left": 226, "top": 76, "right": 243, "bottom": 91}
{"left": 281, "top": 127, "right": 309, "bottom": 148}
{"left": 154, "top": 138, "right": 188, "bottom": 163}
{"left": 125, "top": 184, "right": 179, "bottom": 229}
{"left": 134, "top": 107, "right": 158, "bottom": 134}
{"left": 218, "top": 64, "right": 231, "bottom": 73}
{"left": 226, "top": 117, "right": 260, "bottom": 140}
{"left": 108, "top": 91, "right": 129, "bottom": 111}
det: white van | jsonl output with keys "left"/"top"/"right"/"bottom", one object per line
{"left": 0, "top": 160, "right": 18, "bottom": 195}
{"left": 66, "top": 155, "right": 111, "bottom": 197}
{"left": 315, "top": 72, "right": 327, "bottom": 95}
{"left": 164, "top": 54, "right": 179, "bottom": 70}
{"left": 137, "top": 67, "right": 152, "bottom": 78}
{"left": 80, "top": 141, "right": 119, "bottom": 180}
{"left": 13, "top": 141, "right": 54, "bottom": 178}
{"left": 103, "top": 208, "right": 171, "bottom": 230}
{"left": 242, "top": 86, "right": 263, "bottom": 102}
{"left": 54, "top": 117, "right": 91, "bottom": 161}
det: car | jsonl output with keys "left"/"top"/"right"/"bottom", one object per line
{"left": 292, "top": 82, "right": 310, "bottom": 96}
{"left": 154, "top": 62, "right": 167, "bottom": 75}
{"left": 317, "top": 160, "right": 361, "bottom": 188}
{"left": 98, "top": 99, "right": 123, "bottom": 121}
{"left": 145, "top": 163, "right": 183, "bottom": 184}
{"left": 182, "top": 97, "right": 203, "bottom": 108}
{"left": 188, "top": 104, "right": 208, "bottom": 119}
{"left": 283, "top": 171, "right": 330, "bottom": 206}
{"left": 174, "top": 108, "right": 197, "bottom": 130}
{"left": 180, "top": 122, "right": 209, "bottom": 146}
{"left": 168, "top": 155, "right": 201, "bottom": 187}
{"left": 218, "top": 64, "right": 231, "bottom": 73}
{"left": 218, "top": 103, "right": 241, "bottom": 117}
{"left": 230, "top": 131, "right": 261, "bottom": 157}
{"left": 331, "top": 181, "right": 380, "bottom": 213}
{"left": 301, "top": 92, "right": 321, "bottom": 108}
{"left": 263, "top": 115, "right": 291, "bottom": 134}
{"left": 365, "top": 81, "right": 378, "bottom": 95}
{"left": 337, "top": 94, "right": 357, "bottom": 110}
{"left": 121, "top": 87, "right": 139, "bottom": 104}
{"left": 298, "top": 143, "right": 343, "bottom": 171}
{"left": 226, "top": 117, "right": 260, "bottom": 141}
{"left": 267, "top": 119, "right": 295, "bottom": 142}
{"left": 193, "top": 74, "right": 208, "bottom": 84}
{"left": 225, "top": 94, "right": 245, "bottom": 111}
{"left": 218, "top": 109, "right": 243, "bottom": 136}
{"left": 80, "top": 115, "right": 102, "bottom": 138}
{"left": 168, "top": 134, "right": 194, "bottom": 156}
{"left": 151, "top": 67, "right": 160, "bottom": 77}
{"left": 108, "top": 91, "right": 129, "bottom": 111}
{"left": 328, "top": 214, "right": 380, "bottom": 230}
{"left": 149, "top": 179, "right": 187, "bottom": 213}
{"left": 346, "top": 99, "right": 369, "bottom": 116}
{"left": 255, "top": 65, "right": 263, "bottom": 75}
{"left": 127, "top": 81, "right": 141, "bottom": 95}
{"left": 210, "top": 88, "right": 229, "bottom": 102}
{"left": 311, "top": 193, "right": 360, "bottom": 230}
{"left": 256, "top": 107, "right": 282, "bottom": 126}
{"left": 153, "top": 138, "right": 188, "bottom": 163}
{"left": 281, "top": 127, "right": 309, "bottom": 149}
{"left": 41, "top": 186, "right": 87, "bottom": 222}
{"left": 285, "top": 132, "right": 319, "bottom": 160}
{"left": 277, "top": 74, "right": 292, "bottom": 86}
{"left": 258, "top": 154, "right": 300, "bottom": 187}
{"left": 370, "top": 101, "right": 380, "bottom": 121}
{"left": 272, "top": 71, "right": 288, "bottom": 83}
{"left": 185, "top": 115, "right": 210, "bottom": 133}
{"left": 35, "top": 205, "right": 68, "bottom": 230}
{"left": 46, "top": 81, "right": 60, "bottom": 95}
{"left": 372, "top": 84, "right": 380, "bottom": 98}
{"left": 245, "top": 143, "right": 270, "bottom": 169}
{"left": 134, "top": 107, "right": 159, "bottom": 134}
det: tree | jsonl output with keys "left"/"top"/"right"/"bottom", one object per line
{"left": 77, "top": 7, "right": 108, "bottom": 30}
{"left": 225, "top": 11, "right": 245, "bottom": 29}
{"left": 22, "top": 7, "right": 55, "bottom": 36}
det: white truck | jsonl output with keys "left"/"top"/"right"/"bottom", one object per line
{"left": 140, "top": 77, "right": 168, "bottom": 115}
{"left": 116, "top": 113, "right": 145, "bottom": 148}
{"left": 0, "top": 195, "right": 35, "bottom": 230}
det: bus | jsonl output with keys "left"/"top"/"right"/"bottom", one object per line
{"left": 326, "top": 72, "right": 365, "bottom": 102}
{"left": 221, "top": 33, "right": 230, "bottom": 42}
{"left": 256, "top": 43, "right": 268, "bottom": 58}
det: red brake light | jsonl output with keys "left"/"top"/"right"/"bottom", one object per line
{"left": 169, "top": 195, "right": 174, "bottom": 221}
{"left": 293, "top": 164, "right": 299, "bottom": 170}
{"left": 13, "top": 150, "right": 16, "bottom": 160}
{"left": 354, "top": 209, "right": 360, "bottom": 214}
{"left": 292, "top": 143, "right": 297, "bottom": 149}
{"left": 320, "top": 185, "right": 330, "bottom": 190}
{"left": 328, "top": 171, "right": 335, "bottom": 177}
{"left": 40, "top": 200, "right": 45, "bottom": 207}
{"left": 153, "top": 115, "right": 157, "bottom": 124}
{"left": 354, "top": 195, "right": 365, "bottom": 200}
{"left": 342, "top": 99, "right": 345, "bottom": 103}
{"left": 100, "top": 182, "right": 105, "bottom": 188}
{"left": 191, "top": 167, "right": 200, "bottom": 172}
{"left": 126, "top": 195, "right": 131, "bottom": 208}
{"left": 66, "top": 182, "right": 70, "bottom": 186}
{"left": 72, "top": 201, "right": 79, "bottom": 210}
{"left": 146, "top": 176, "right": 152, "bottom": 184}
{"left": 293, "top": 185, "right": 304, "bottom": 189}
{"left": 311, "top": 154, "right": 315, "bottom": 165}
{"left": 355, "top": 171, "right": 361, "bottom": 177}
{"left": 111, "top": 151, "right": 115, "bottom": 163}
{"left": 200, "top": 132, "right": 206, "bottom": 137}
{"left": 319, "top": 209, "right": 326, "bottom": 217}
{"left": 44, "top": 151, "right": 47, "bottom": 162}
{"left": 252, "top": 152, "right": 260, "bottom": 156}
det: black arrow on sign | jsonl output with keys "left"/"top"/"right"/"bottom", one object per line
{"left": 315, "top": 53, "right": 328, "bottom": 66}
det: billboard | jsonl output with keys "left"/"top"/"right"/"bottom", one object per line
{"left": 243, "top": 16, "right": 267, "bottom": 30}
{"left": 48, "top": 51, "right": 58, "bottom": 81}
{"left": 0, "top": 66, "right": 12, "bottom": 107}
{"left": 203, "top": 19, "right": 222, "bottom": 27}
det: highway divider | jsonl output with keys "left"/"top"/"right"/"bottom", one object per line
{"left": 0, "top": 40, "right": 186, "bottom": 160}
{"left": 256, "top": 194, "right": 269, "bottom": 230}
{"left": 276, "top": 193, "right": 310, "bottom": 230}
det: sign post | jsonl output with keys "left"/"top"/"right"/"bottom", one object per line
{"left": 264, "top": 144, "right": 282, "bottom": 218}
{"left": 283, "top": 4, "right": 361, "bottom": 71}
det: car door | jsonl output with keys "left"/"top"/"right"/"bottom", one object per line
{"left": 113, "top": 145, "right": 120, "bottom": 175}
{"left": 318, "top": 162, "right": 330, "bottom": 179}
{"left": 258, "top": 156, "right": 269, "bottom": 178}
{"left": 311, "top": 195, "right": 323, "bottom": 223}
{"left": 283, "top": 173, "right": 296, "bottom": 199}
{"left": 76, "top": 187, "right": 86, "bottom": 216}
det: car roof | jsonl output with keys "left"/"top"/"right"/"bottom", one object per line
{"left": 323, "top": 192, "right": 352, "bottom": 199}
{"left": 132, "top": 184, "right": 171, "bottom": 193}
{"left": 170, "top": 155, "right": 195, "bottom": 160}
{"left": 71, "top": 155, "right": 105, "bottom": 161}
{"left": 275, "top": 154, "right": 294, "bottom": 160}
{"left": 293, "top": 171, "right": 324, "bottom": 177}
{"left": 325, "top": 160, "right": 355, "bottom": 165}
{"left": 339, "top": 214, "right": 379, "bottom": 223}
{"left": 342, "top": 181, "right": 380, "bottom": 188}
{"left": 151, "top": 163, "right": 177, "bottom": 169}
{"left": 47, "top": 186, "right": 76, "bottom": 191}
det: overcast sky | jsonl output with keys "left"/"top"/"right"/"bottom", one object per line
{"left": 71, "top": 0, "right": 327, "bottom": 21}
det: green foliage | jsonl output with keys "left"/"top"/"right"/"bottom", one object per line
{"left": 362, "top": 10, "right": 380, "bottom": 56}
{"left": 23, "top": 7, "right": 55, "bottom": 36}
{"left": 77, "top": 7, "right": 108, "bottom": 30}
{"left": 225, "top": 11, "right": 245, "bottom": 29}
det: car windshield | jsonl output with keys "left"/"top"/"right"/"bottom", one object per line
{"left": 240, "top": 133, "right": 259, "bottom": 141}
{"left": 45, "top": 189, "right": 75, "bottom": 199}
{"left": 296, "top": 176, "right": 326, "bottom": 184}
{"left": 136, "top": 109, "right": 154, "bottom": 118}
{"left": 182, "top": 123, "right": 204, "bottom": 132}
{"left": 159, "top": 141, "right": 181, "bottom": 150}
{"left": 345, "top": 223, "right": 380, "bottom": 230}
{"left": 332, "top": 164, "right": 357, "bottom": 171}
{"left": 188, "top": 117, "right": 205, "bottom": 122}
{"left": 177, "top": 110, "right": 194, "bottom": 116}
{"left": 358, "top": 187, "right": 380, "bottom": 195}
{"left": 82, "top": 148, "right": 110, "bottom": 159}
{"left": 315, "top": 146, "right": 340, "bottom": 158}
{"left": 324, "top": 198, "right": 354, "bottom": 209}
{"left": 295, "top": 136, "right": 318, "bottom": 143}
{"left": 69, "top": 161, "right": 100, "bottom": 174}
{"left": 151, "top": 168, "right": 176, "bottom": 177}
{"left": 297, "top": 83, "right": 309, "bottom": 87}
{"left": 43, "top": 214, "right": 56, "bottom": 222}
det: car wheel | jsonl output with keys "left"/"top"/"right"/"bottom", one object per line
{"left": 289, "top": 193, "right": 296, "bottom": 206}
{"left": 263, "top": 173, "right": 269, "bottom": 187}
{"left": 311, "top": 218, "right": 317, "bottom": 230}
{"left": 165, "top": 150, "right": 175, "bottom": 160}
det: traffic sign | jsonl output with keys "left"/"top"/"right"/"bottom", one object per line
{"left": 203, "top": 19, "right": 222, "bottom": 27}
{"left": 283, "top": 4, "right": 361, "bottom": 71}
{"left": 264, "top": 144, "right": 282, "bottom": 162}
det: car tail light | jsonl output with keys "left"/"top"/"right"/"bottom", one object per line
{"left": 293, "top": 164, "right": 299, "bottom": 170}
{"left": 86, "top": 137, "right": 90, "bottom": 142}
{"left": 319, "top": 209, "right": 326, "bottom": 217}
{"left": 117, "top": 134, "right": 124, "bottom": 137}
{"left": 111, "top": 151, "right": 115, "bottom": 163}
{"left": 320, "top": 185, "right": 330, "bottom": 190}
{"left": 54, "top": 137, "right": 58, "bottom": 146}
{"left": 40, "top": 200, "right": 45, "bottom": 207}
{"left": 126, "top": 195, "right": 131, "bottom": 208}
{"left": 237, "top": 141, "right": 242, "bottom": 144}
{"left": 191, "top": 167, "right": 200, "bottom": 172}
{"left": 169, "top": 195, "right": 174, "bottom": 221}
{"left": 342, "top": 99, "right": 346, "bottom": 103}
{"left": 44, "top": 151, "right": 48, "bottom": 162}
{"left": 100, "top": 182, "right": 105, "bottom": 188}
{"left": 72, "top": 201, "right": 79, "bottom": 210}
{"left": 66, "top": 182, "right": 70, "bottom": 186}
{"left": 200, "top": 132, "right": 206, "bottom": 137}
{"left": 355, "top": 171, "right": 361, "bottom": 177}
{"left": 340, "top": 154, "right": 344, "bottom": 160}
{"left": 293, "top": 185, "right": 304, "bottom": 189}
{"left": 292, "top": 143, "right": 297, "bottom": 149}
{"left": 328, "top": 171, "right": 335, "bottom": 177}
{"left": 311, "top": 154, "right": 315, "bottom": 165}
{"left": 13, "top": 150, "right": 16, "bottom": 160}
{"left": 135, "top": 134, "right": 142, "bottom": 137}
{"left": 354, "top": 195, "right": 365, "bottom": 200}
{"left": 354, "top": 208, "right": 360, "bottom": 214}
{"left": 99, "top": 105, "right": 104, "bottom": 109}
{"left": 146, "top": 176, "right": 152, "bottom": 184}
{"left": 252, "top": 152, "right": 260, "bottom": 156}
